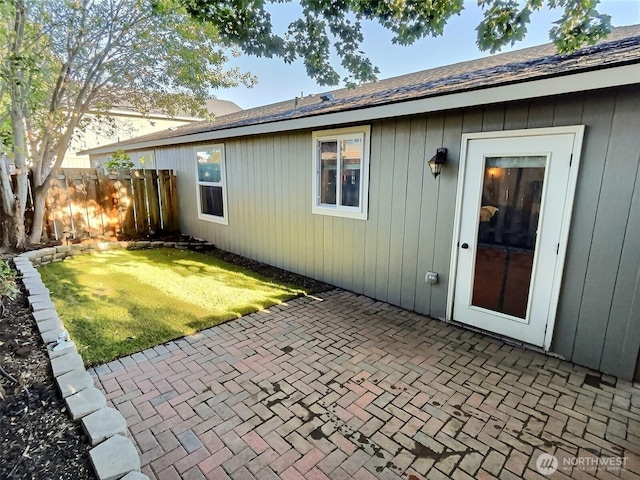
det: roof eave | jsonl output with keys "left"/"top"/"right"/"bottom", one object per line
{"left": 81, "top": 62, "right": 640, "bottom": 156}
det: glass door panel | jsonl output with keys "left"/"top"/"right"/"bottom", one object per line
{"left": 471, "top": 156, "right": 546, "bottom": 319}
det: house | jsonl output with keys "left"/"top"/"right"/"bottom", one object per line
{"left": 63, "top": 98, "right": 241, "bottom": 168}
{"left": 83, "top": 25, "right": 640, "bottom": 381}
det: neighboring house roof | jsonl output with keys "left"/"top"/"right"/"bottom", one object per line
{"left": 105, "top": 97, "right": 242, "bottom": 120}
{"left": 205, "top": 99, "right": 243, "bottom": 117}
{"left": 83, "top": 24, "right": 640, "bottom": 155}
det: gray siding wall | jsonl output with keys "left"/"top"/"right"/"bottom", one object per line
{"left": 152, "top": 85, "right": 640, "bottom": 380}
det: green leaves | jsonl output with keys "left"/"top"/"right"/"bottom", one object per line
{"left": 178, "top": 0, "right": 288, "bottom": 58}
{"left": 175, "top": 0, "right": 613, "bottom": 87}
{"left": 549, "top": 0, "right": 611, "bottom": 53}
{"left": 0, "top": 260, "right": 18, "bottom": 303}
{"left": 476, "top": 0, "right": 611, "bottom": 54}
{"left": 104, "top": 149, "right": 134, "bottom": 170}
{"left": 476, "top": 0, "right": 533, "bottom": 53}
{"left": 356, "top": 0, "right": 464, "bottom": 45}
{"left": 2, "top": 0, "right": 256, "bottom": 142}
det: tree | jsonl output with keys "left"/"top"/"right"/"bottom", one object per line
{"left": 104, "top": 149, "right": 134, "bottom": 170}
{"left": 0, "top": 0, "right": 254, "bottom": 249}
{"left": 164, "top": 0, "right": 612, "bottom": 87}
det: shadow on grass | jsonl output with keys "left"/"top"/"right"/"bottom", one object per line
{"left": 39, "top": 249, "right": 306, "bottom": 366}
{"left": 100, "top": 248, "right": 305, "bottom": 290}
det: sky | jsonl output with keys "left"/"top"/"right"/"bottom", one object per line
{"left": 214, "top": 0, "right": 640, "bottom": 110}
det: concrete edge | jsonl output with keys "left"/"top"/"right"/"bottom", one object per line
{"left": 15, "top": 239, "right": 212, "bottom": 480}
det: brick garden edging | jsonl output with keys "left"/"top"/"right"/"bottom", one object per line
{"left": 13, "top": 240, "right": 213, "bottom": 480}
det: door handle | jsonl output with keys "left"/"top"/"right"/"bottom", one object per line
{"left": 460, "top": 243, "right": 469, "bottom": 249}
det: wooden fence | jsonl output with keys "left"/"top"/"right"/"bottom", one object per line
{"left": 45, "top": 168, "right": 179, "bottom": 240}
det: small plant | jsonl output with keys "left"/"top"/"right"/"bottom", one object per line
{"left": 104, "top": 149, "right": 134, "bottom": 170}
{"left": 0, "top": 260, "right": 18, "bottom": 317}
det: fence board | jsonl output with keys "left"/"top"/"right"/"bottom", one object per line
{"left": 131, "top": 170, "right": 149, "bottom": 235}
{"left": 168, "top": 170, "right": 179, "bottom": 232}
{"left": 46, "top": 175, "right": 69, "bottom": 240}
{"left": 44, "top": 168, "right": 178, "bottom": 240}
{"left": 95, "top": 169, "right": 117, "bottom": 237}
{"left": 145, "top": 170, "right": 161, "bottom": 234}
{"left": 82, "top": 171, "right": 98, "bottom": 233}
{"left": 116, "top": 170, "right": 136, "bottom": 236}
{"left": 65, "top": 173, "right": 82, "bottom": 236}
{"left": 157, "top": 169, "right": 179, "bottom": 233}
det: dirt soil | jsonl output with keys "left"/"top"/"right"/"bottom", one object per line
{"left": 0, "top": 270, "right": 94, "bottom": 480}
{"left": 204, "top": 248, "right": 334, "bottom": 294}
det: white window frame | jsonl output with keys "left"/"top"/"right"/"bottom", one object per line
{"left": 195, "top": 144, "right": 228, "bottom": 225}
{"left": 312, "top": 125, "right": 371, "bottom": 220}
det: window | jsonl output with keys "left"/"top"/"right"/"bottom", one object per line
{"left": 195, "top": 144, "right": 228, "bottom": 224}
{"left": 312, "top": 126, "right": 370, "bottom": 220}
{"left": 133, "top": 151, "right": 155, "bottom": 169}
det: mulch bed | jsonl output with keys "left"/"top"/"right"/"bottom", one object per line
{"left": 0, "top": 277, "right": 94, "bottom": 480}
{"left": 0, "top": 238, "right": 331, "bottom": 479}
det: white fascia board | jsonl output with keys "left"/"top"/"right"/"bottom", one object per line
{"left": 84, "top": 63, "right": 640, "bottom": 156}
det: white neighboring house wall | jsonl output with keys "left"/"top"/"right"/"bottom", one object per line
{"left": 63, "top": 113, "right": 192, "bottom": 168}
{"left": 63, "top": 99, "right": 241, "bottom": 168}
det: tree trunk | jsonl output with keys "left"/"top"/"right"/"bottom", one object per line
{"left": 28, "top": 187, "right": 47, "bottom": 245}
{"left": 0, "top": 157, "right": 28, "bottom": 251}
{"left": 0, "top": 203, "right": 27, "bottom": 250}
{"left": 10, "top": 204, "right": 27, "bottom": 249}
{"left": 0, "top": 218, "right": 8, "bottom": 251}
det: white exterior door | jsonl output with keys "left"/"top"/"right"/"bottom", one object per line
{"left": 450, "top": 127, "right": 584, "bottom": 348}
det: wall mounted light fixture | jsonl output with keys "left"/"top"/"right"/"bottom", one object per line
{"left": 428, "top": 148, "right": 447, "bottom": 179}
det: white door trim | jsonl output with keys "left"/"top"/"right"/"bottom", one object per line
{"left": 446, "top": 125, "right": 585, "bottom": 350}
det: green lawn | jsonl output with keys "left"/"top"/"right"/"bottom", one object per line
{"left": 39, "top": 248, "right": 307, "bottom": 366}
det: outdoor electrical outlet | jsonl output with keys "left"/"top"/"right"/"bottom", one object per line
{"left": 426, "top": 271, "right": 439, "bottom": 284}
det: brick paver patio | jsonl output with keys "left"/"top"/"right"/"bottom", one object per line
{"left": 91, "top": 290, "right": 640, "bottom": 480}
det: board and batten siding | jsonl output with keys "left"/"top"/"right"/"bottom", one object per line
{"left": 150, "top": 85, "right": 640, "bottom": 380}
